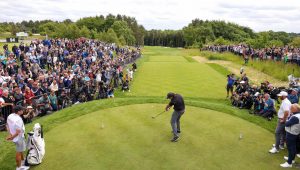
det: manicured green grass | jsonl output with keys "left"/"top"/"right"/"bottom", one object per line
{"left": 125, "top": 46, "right": 226, "bottom": 98}
{"left": 33, "top": 104, "right": 282, "bottom": 170}
{"left": 206, "top": 63, "right": 231, "bottom": 77}
{"left": 200, "top": 51, "right": 300, "bottom": 81}
{"left": 0, "top": 46, "right": 284, "bottom": 170}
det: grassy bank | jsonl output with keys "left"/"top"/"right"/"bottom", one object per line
{"left": 200, "top": 51, "right": 300, "bottom": 81}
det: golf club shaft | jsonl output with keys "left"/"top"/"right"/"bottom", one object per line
{"left": 153, "top": 110, "right": 166, "bottom": 118}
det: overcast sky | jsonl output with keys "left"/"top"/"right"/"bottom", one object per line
{"left": 0, "top": 0, "right": 300, "bottom": 33}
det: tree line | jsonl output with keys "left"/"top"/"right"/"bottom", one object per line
{"left": 144, "top": 19, "right": 300, "bottom": 48}
{"left": 0, "top": 14, "right": 145, "bottom": 46}
{"left": 1, "top": 16, "right": 300, "bottom": 47}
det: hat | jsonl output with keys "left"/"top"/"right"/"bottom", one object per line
{"left": 240, "top": 81, "right": 245, "bottom": 84}
{"left": 277, "top": 91, "right": 288, "bottom": 97}
{"left": 166, "top": 92, "right": 175, "bottom": 99}
{"left": 292, "top": 88, "right": 299, "bottom": 92}
{"left": 14, "top": 105, "right": 24, "bottom": 112}
{"left": 28, "top": 78, "right": 33, "bottom": 81}
{"left": 27, "top": 106, "right": 33, "bottom": 109}
{"left": 254, "top": 92, "right": 260, "bottom": 97}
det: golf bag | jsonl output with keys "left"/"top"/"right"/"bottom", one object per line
{"left": 26, "top": 123, "right": 45, "bottom": 165}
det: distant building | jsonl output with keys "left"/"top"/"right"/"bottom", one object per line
{"left": 16, "top": 32, "right": 28, "bottom": 40}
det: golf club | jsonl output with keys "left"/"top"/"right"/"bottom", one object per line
{"left": 152, "top": 110, "right": 166, "bottom": 119}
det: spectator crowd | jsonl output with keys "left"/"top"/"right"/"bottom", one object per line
{"left": 227, "top": 73, "right": 299, "bottom": 120}
{"left": 205, "top": 45, "right": 300, "bottom": 65}
{"left": 226, "top": 71, "right": 300, "bottom": 168}
{"left": 0, "top": 38, "right": 140, "bottom": 130}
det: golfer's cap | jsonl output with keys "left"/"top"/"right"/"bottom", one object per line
{"left": 278, "top": 91, "right": 288, "bottom": 97}
{"left": 166, "top": 92, "right": 175, "bottom": 99}
{"left": 254, "top": 92, "right": 260, "bottom": 97}
{"left": 14, "top": 105, "right": 24, "bottom": 112}
{"left": 27, "top": 106, "right": 33, "bottom": 109}
{"left": 240, "top": 81, "right": 245, "bottom": 84}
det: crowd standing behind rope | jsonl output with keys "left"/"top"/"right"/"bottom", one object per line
{"left": 204, "top": 45, "right": 300, "bottom": 65}
{"left": 0, "top": 38, "right": 140, "bottom": 130}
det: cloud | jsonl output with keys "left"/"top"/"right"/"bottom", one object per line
{"left": 0, "top": 0, "right": 300, "bottom": 32}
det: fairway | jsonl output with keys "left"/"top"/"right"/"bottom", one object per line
{"left": 126, "top": 47, "right": 226, "bottom": 98}
{"left": 34, "top": 104, "right": 281, "bottom": 170}
{"left": 0, "top": 46, "right": 286, "bottom": 170}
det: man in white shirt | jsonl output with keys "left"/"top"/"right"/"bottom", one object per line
{"left": 6, "top": 106, "right": 30, "bottom": 170}
{"left": 269, "top": 91, "right": 292, "bottom": 153}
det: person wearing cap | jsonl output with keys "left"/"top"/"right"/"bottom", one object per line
{"left": 6, "top": 105, "right": 30, "bottom": 170}
{"left": 253, "top": 92, "right": 263, "bottom": 114}
{"left": 22, "top": 105, "right": 35, "bottom": 124}
{"left": 165, "top": 92, "right": 185, "bottom": 142}
{"left": 288, "top": 89, "right": 299, "bottom": 104}
{"left": 280, "top": 104, "right": 300, "bottom": 168}
{"left": 270, "top": 91, "right": 292, "bottom": 153}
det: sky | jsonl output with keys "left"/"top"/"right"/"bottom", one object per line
{"left": 0, "top": 0, "right": 300, "bottom": 33}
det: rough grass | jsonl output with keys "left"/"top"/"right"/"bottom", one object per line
{"left": 200, "top": 51, "right": 300, "bottom": 81}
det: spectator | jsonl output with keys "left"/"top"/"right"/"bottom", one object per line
{"left": 288, "top": 89, "right": 299, "bottom": 104}
{"left": 22, "top": 106, "right": 35, "bottom": 124}
{"left": 37, "top": 93, "right": 51, "bottom": 116}
{"left": 48, "top": 90, "right": 58, "bottom": 111}
{"left": 24, "top": 87, "right": 34, "bottom": 105}
{"left": 226, "top": 73, "right": 235, "bottom": 98}
{"left": 280, "top": 104, "right": 300, "bottom": 168}
{"left": 259, "top": 94, "right": 276, "bottom": 120}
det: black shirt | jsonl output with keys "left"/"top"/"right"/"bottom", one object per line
{"left": 169, "top": 94, "right": 185, "bottom": 111}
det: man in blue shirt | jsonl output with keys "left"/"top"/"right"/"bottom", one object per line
{"left": 260, "top": 93, "right": 276, "bottom": 120}
{"left": 226, "top": 74, "right": 235, "bottom": 98}
{"left": 288, "top": 89, "right": 299, "bottom": 104}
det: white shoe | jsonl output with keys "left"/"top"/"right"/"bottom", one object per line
{"left": 279, "top": 145, "right": 285, "bottom": 150}
{"left": 272, "top": 144, "right": 285, "bottom": 149}
{"left": 16, "top": 166, "right": 30, "bottom": 170}
{"left": 280, "top": 162, "right": 292, "bottom": 168}
{"left": 269, "top": 147, "right": 279, "bottom": 153}
{"left": 297, "top": 154, "right": 300, "bottom": 158}
{"left": 284, "top": 156, "right": 295, "bottom": 164}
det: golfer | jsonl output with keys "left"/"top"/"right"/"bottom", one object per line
{"left": 6, "top": 105, "right": 30, "bottom": 170}
{"left": 166, "top": 92, "right": 185, "bottom": 142}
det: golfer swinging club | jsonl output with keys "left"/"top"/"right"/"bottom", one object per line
{"left": 166, "top": 92, "right": 185, "bottom": 142}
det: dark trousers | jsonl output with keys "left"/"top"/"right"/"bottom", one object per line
{"left": 275, "top": 120, "right": 286, "bottom": 149}
{"left": 287, "top": 133, "right": 298, "bottom": 164}
{"left": 171, "top": 110, "right": 184, "bottom": 137}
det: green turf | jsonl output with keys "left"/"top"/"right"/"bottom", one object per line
{"left": 0, "top": 46, "right": 286, "bottom": 170}
{"left": 126, "top": 47, "right": 226, "bottom": 98}
{"left": 33, "top": 104, "right": 282, "bottom": 170}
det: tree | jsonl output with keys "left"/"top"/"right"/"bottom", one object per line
{"left": 79, "top": 26, "right": 91, "bottom": 38}
{"left": 104, "top": 28, "right": 119, "bottom": 43}
{"left": 290, "top": 37, "right": 300, "bottom": 47}
{"left": 112, "top": 21, "right": 136, "bottom": 45}
{"left": 118, "top": 35, "right": 126, "bottom": 46}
